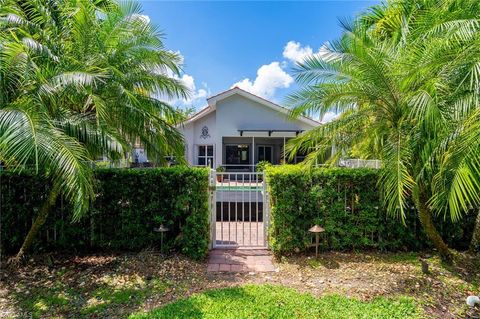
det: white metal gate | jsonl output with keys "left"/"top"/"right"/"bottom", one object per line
{"left": 209, "top": 171, "right": 269, "bottom": 249}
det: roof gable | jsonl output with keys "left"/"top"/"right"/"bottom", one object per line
{"left": 181, "top": 87, "right": 320, "bottom": 127}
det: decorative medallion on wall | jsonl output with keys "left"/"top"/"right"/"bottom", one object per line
{"left": 200, "top": 126, "right": 210, "bottom": 139}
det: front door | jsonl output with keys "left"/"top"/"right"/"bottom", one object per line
{"left": 257, "top": 145, "right": 273, "bottom": 163}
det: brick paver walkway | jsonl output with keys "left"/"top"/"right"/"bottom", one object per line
{"left": 215, "top": 222, "right": 265, "bottom": 247}
{"left": 207, "top": 249, "right": 276, "bottom": 273}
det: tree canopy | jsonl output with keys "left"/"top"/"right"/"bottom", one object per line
{"left": 0, "top": 0, "right": 189, "bottom": 220}
{"left": 0, "top": 0, "right": 190, "bottom": 260}
{"left": 287, "top": 0, "right": 480, "bottom": 259}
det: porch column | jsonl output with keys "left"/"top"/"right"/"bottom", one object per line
{"left": 283, "top": 136, "right": 286, "bottom": 164}
{"left": 215, "top": 139, "right": 222, "bottom": 170}
{"left": 252, "top": 136, "right": 255, "bottom": 171}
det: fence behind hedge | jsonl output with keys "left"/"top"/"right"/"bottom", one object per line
{"left": 0, "top": 167, "right": 210, "bottom": 260}
{"left": 266, "top": 165, "right": 475, "bottom": 256}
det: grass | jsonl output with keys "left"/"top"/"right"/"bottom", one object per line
{"left": 15, "top": 275, "right": 172, "bottom": 318}
{"left": 129, "top": 284, "right": 420, "bottom": 319}
{"left": 4, "top": 252, "right": 476, "bottom": 318}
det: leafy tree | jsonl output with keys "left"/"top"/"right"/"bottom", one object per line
{"left": 175, "top": 105, "right": 197, "bottom": 121}
{"left": 286, "top": 0, "right": 480, "bottom": 261}
{"left": 0, "top": 0, "right": 189, "bottom": 261}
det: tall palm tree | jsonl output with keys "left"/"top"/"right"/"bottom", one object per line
{"left": 0, "top": 0, "right": 189, "bottom": 261}
{"left": 286, "top": 0, "right": 480, "bottom": 261}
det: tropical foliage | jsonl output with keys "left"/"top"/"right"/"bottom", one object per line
{"left": 0, "top": 0, "right": 188, "bottom": 259}
{"left": 0, "top": 167, "right": 210, "bottom": 260}
{"left": 266, "top": 165, "right": 474, "bottom": 256}
{"left": 286, "top": 0, "right": 480, "bottom": 260}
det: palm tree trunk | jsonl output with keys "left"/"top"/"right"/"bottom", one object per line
{"left": 469, "top": 209, "right": 480, "bottom": 254}
{"left": 13, "top": 183, "right": 60, "bottom": 262}
{"left": 415, "top": 188, "right": 453, "bottom": 262}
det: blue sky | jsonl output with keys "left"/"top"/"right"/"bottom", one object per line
{"left": 140, "top": 0, "right": 379, "bottom": 115}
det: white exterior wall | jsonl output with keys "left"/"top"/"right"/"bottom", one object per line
{"left": 178, "top": 92, "right": 317, "bottom": 168}
{"left": 215, "top": 95, "right": 312, "bottom": 136}
{"left": 215, "top": 95, "right": 313, "bottom": 167}
{"left": 179, "top": 111, "right": 217, "bottom": 166}
{"left": 180, "top": 123, "right": 194, "bottom": 164}
{"left": 133, "top": 147, "right": 148, "bottom": 163}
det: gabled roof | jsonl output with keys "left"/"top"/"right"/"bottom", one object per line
{"left": 181, "top": 87, "right": 321, "bottom": 127}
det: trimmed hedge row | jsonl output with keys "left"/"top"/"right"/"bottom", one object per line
{"left": 266, "top": 165, "right": 475, "bottom": 256}
{"left": 0, "top": 167, "right": 210, "bottom": 260}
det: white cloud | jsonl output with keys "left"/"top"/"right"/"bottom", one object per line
{"left": 282, "top": 41, "right": 341, "bottom": 120}
{"left": 130, "top": 14, "right": 151, "bottom": 24}
{"left": 153, "top": 72, "right": 209, "bottom": 108}
{"left": 139, "top": 14, "right": 150, "bottom": 24}
{"left": 152, "top": 50, "right": 209, "bottom": 108}
{"left": 321, "top": 111, "right": 340, "bottom": 123}
{"left": 283, "top": 41, "right": 332, "bottom": 64}
{"left": 164, "top": 73, "right": 208, "bottom": 109}
{"left": 180, "top": 74, "right": 195, "bottom": 92}
{"left": 283, "top": 41, "right": 314, "bottom": 63}
{"left": 180, "top": 74, "right": 208, "bottom": 104}
{"left": 232, "top": 62, "right": 293, "bottom": 99}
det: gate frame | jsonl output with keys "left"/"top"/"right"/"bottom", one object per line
{"left": 209, "top": 169, "right": 269, "bottom": 249}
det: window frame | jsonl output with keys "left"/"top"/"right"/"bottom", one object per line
{"left": 197, "top": 144, "right": 214, "bottom": 167}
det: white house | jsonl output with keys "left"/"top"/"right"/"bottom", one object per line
{"left": 178, "top": 87, "right": 320, "bottom": 171}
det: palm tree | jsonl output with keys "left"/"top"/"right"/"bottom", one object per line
{"left": 0, "top": 0, "right": 189, "bottom": 261}
{"left": 286, "top": 0, "right": 480, "bottom": 261}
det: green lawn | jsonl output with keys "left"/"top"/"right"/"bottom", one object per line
{"left": 129, "top": 284, "right": 420, "bottom": 319}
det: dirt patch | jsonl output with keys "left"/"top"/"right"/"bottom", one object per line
{"left": 0, "top": 251, "right": 479, "bottom": 318}
{"left": 268, "top": 252, "right": 479, "bottom": 319}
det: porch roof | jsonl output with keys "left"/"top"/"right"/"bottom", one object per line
{"left": 238, "top": 129, "right": 303, "bottom": 137}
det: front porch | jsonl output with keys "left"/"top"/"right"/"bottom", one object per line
{"left": 219, "top": 131, "right": 304, "bottom": 172}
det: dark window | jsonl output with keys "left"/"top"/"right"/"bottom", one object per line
{"left": 225, "top": 145, "right": 250, "bottom": 167}
{"left": 258, "top": 146, "right": 273, "bottom": 163}
{"left": 295, "top": 149, "right": 307, "bottom": 163}
{"left": 197, "top": 145, "right": 214, "bottom": 168}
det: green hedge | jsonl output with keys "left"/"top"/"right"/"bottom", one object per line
{"left": 0, "top": 167, "right": 210, "bottom": 260}
{"left": 266, "top": 165, "right": 475, "bottom": 256}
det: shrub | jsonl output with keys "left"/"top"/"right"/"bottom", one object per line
{"left": 266, "top": 165, "right": 475, "bottom": 256}
{"left": 0, "top": 167, "right": 210, "bottom": 260}
{"left": 255, "top": 161, "right": 272, "bottom": 172}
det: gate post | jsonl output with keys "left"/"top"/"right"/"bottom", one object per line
{"left": 262, "top": 172, "right": 269, "bottom": 248}
{"left": 208, "top": 169, "right": 216, "bottom": 249}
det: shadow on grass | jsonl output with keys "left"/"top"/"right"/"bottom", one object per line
{"left": 285, "top": 251, "right": 420, "bottom": 270}
{"left": 2, "top": 253, "right": 178, "bottom": 319}
{"left": 439, "top": 252, "right": 480, "bottom": 287}
{"left": 307, "top": 256, "right": 341, "bottom": 269}
{"left": 9, "top": 276, "right": 171, "bottom": 319}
